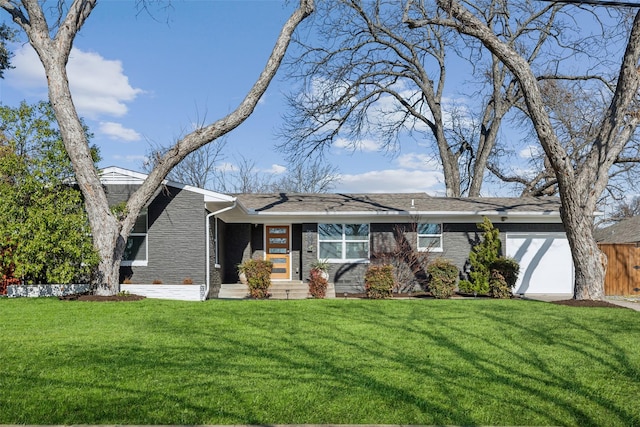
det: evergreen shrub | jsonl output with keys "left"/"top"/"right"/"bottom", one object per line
{"left": 459, "top": 217, "right": 501, "bottom": 295}
{"left": 489, "top": 257, "right": 520, "bottom": 298}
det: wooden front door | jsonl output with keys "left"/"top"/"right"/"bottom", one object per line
{"left": 266, "top": 225, "right": 290, "bottom": 280}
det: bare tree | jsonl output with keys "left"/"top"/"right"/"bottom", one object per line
{"left": 371, "top": 222, "right": 432, "bottom": 293}
{"left": 144, "top": 138, "right": 228, "bottom": 190}
{"left": 489, "top": 77, "right": 640, "bottom": 200}
{"left": 271, "top": 160, "right": 339, "bottom": 193}
{"left": 609, "top": 196, "right": 640, "bottom": 221}
{"left": 279, "top": 0, "right": 565, "bottom": 197}
{"left": 216, "top": 156, "right": 271, "bottom": 193}
{"left": 405, "top": 0, "right": 640, "bottom": 300}
{"left": 216, "top": 156, "right": 339, "bottom": 193}
{"left": 1, "top": 0, "right": 315, "bottom": 295}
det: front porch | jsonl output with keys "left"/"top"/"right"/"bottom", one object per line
{"left": 216, "top": 280, "right": 336, "bottom": 299}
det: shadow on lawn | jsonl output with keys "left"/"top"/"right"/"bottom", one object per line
{"left": 3, "top": 299, "right": 639, "bottom": 425}
{"left": 193, "top": 300, "right": 640, "bottom": 426}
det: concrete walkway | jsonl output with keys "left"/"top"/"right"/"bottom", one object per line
{"left": 605, "top": 296, "right": 640, "bottom": 311}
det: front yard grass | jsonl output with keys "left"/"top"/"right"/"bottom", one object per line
{"left": 1, "top": 297, "right": 639, "bottom": 426}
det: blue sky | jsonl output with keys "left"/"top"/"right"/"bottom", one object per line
{"left": 0, "top": 0, "right": 460, "bottom": 195}
{"left": 0, "top": 1, "right": 597, "bottom": 196}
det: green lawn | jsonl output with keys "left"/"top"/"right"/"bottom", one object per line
{"left": 1, "top": 297, "right": 639, "bottom": 426}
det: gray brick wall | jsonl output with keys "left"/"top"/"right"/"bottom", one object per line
{"left": 296, "top": 221, "right": 564, "bottom": 294}
{"left": 301, "top": 223, "right": 317, "bottom": 282}
{"left": 301, "top": 223, "right": 368, "bottom": 294}
{"left": 442, "top": 222, "right": 565, "bottom": 273}
{"left": 221, "top": 223, "right": 251, "bottom": 283}
{"left": 104, "top": 184, "right": 207, "bottom": 284}
{"left": 251, "top": 224, "right": 265, "bottom": 259}
{"left": 291, "top": 224, "right": 303, "bottom": 280}
{"left": 212, "top": 218, "right": 226, "bottom": 282}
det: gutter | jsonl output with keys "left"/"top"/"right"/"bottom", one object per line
{"left": 205, "top": 200, "right": 237, "bottom": 292}
{"left": 241, "top": 210, "right": 561, "bottom": 217}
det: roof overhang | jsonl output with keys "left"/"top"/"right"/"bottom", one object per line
{"left": 100, "top": 166, "right": 235, "bottom": 203}
{"left": 217, "top": 205, "right": 562, "bottom": 224}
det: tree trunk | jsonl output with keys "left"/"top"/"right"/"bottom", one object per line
{"left": 91, "top": 217, "right": 126, "bottom": 296}
{"left": 425, "top": 0, "right": 633, "bottom": 300}
{"left": 559, "top": 191, "right": 605, "bottom": 300}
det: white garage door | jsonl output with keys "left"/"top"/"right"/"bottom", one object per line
{"left": 506, "top": 233, "right": 574, "bottom": 296}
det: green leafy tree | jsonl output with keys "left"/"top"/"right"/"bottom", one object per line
{"left": 0, "top": 101, "right": 99, "bottom": 284}
{"left": 459, "top": 217, "right": 501, "bottom": 295}
{"left": 0, "top": 23, "right": 16, "bottom": 79}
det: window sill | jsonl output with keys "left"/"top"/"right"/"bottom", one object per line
{"left": 121, "top": 261, "right": 148, "bottom": 267}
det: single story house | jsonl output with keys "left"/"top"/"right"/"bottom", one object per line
{"left": 101, "top": 166, "right": 575, "bottom": 298}
{"left": 594, "top": 217, "right": 640, "bottom": 296}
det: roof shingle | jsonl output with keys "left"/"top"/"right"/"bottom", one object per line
{"left": 594, "top": 216, "right": 640, "bottom": 243}
{"left": 235, "top": 193, "right": 561, "bottom": 215}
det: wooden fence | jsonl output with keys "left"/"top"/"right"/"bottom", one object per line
{"left": 599, "top": 243, "right": 640, "bottom": 296}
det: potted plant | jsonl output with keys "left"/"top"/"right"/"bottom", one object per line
{"left": 310, "top": 259, "right": 330, "bottom": 280}
{"left": 237, "top": 263, "right": 248, "bottom": 284}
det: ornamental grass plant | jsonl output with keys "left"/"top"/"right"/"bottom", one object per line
{"left": 1, "top": 297, "right": 639, "bottom": 426}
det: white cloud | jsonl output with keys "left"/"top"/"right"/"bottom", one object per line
{"left": 7, "top": 45, "right": 143, "bottom": 119}
{"left": 6, "top": 45, "right": 45, "bottom": 91}
{"left": 333, "top": 137, "right": 381, "bottom": 153}
{"left": 215, "top": 162, "right": 238, "bottom": 173}
{"left": 335, "top": 169, "right": 444, "bottom": 194}
{"left": 519, "top": 144, "right": 543, "bottom": 159}
{"left": 395, "top": 153, "right": 441, "bottom": 170}
{"left": 112, "top": 154, "right": 147, "bottom": 164}
{"left": 331, "top": 149, "right": 446, "bottom": 194}
{"left": 99, "top": 122, "right": 142, "bottom": 142}
{"left": 265, "top": 164, "right": 287, "bottom": 175}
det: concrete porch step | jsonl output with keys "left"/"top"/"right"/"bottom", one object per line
{"left": 217, "top": 281, "right": 336, "bottom": 299}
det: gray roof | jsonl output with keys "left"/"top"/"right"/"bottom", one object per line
{"left": 235, "top": 193, "right": 561, "bottom": 215}
{"left": 594, "top": 216, "right": 640, "bottom": 243}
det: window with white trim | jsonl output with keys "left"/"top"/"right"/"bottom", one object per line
{"left": 121, "top": 208, "right": 148, "bottom": 266}
{"left": 318, "top": 223, "right": 369, "bottom": 261}
{"left": 417, "top": 223, "right": 442, "bottom": 251}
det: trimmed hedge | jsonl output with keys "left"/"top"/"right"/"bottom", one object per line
{"left": 241, "top": 260, "right": 273, "bottom": 299}
{"left": 365, "top": 265, "right": 395, "bottom": 299}
{"left": 427, "top": 258, "right": 458, "bottom": 299}
{"left": 489, "top": 257, "right": 520, "bottom": 299}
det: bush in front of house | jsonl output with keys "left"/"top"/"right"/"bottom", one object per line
{"left": 365, "top": 264, "right": 395, "bottom": 299}
{"left": 459, "top": 217, "right": 501, "bottom": 296}
{"left": 241, "top": 259, "right": 273, "bottom": 299}
{"left": 308, "top": 268, "right": 329, "bottom": 298}
{"left": 489, "top": 257, "right": 520, "bottom": 298}
{"left": 426, "top": 258, "right": 458, "bottom": 299}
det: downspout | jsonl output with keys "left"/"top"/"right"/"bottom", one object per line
{"left": 206, "top": 200, "right": 237, "bottom": 293}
